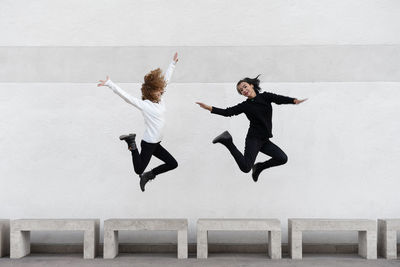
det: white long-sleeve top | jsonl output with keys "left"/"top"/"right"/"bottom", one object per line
{"left": 105, "top": 61, "right": 176, "bottom": 143}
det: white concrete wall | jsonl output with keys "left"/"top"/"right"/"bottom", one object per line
{"left": 1, "top": 0, "right": 399, "bottom": 244}
{"left": 2, "top": 46, "right": 400, "bottom": 82}
{"left": 1, "top": 0, "right": 399, "bottom": 45}
{"left": 1, "top": 82, "right": 399, "bottom": 244}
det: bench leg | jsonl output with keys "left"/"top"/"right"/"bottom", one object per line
{"left": 268, "top": 230, "right": 281, "bottom": 259}
{"left": 197, "top": 230, "right": 208, "bottom": 259}
{"left": 289, "top": 229, "right": 302, "bottom": 259}
{"left": 10, "top": 230, "right": 30, "bottom": 259}
{"left": 0, "top": 223, "right": 10, "bottom": 257}
{"left": 382, "top": 230, "right": 397, "bottom": 259}
{"left": 177, "top": 229, "right": 188, "bottom": 259}
{"left": 378, "top": 221, "right": 397, "bottom": 259}
{"left": 104, "top": 230, "right": 119, "bottom": 259}
{"left": 358, "top": 230, "right": 377, "bottom": 259}
{"left": 83, "top": 228, "right": 97, "bottom": 259}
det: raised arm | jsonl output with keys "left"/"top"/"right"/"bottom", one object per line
{"left": 164, "top": 52, "right": 179, "bottom": 84}
{"left": 97, "top": 76, "right": 144, "bottom": 110}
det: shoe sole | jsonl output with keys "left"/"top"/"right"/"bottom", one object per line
{"left": 119, "top": 134, "right": 136, "bottom": 141}
{"left": 212, "top": 131, "right": 231, "bottom": 144}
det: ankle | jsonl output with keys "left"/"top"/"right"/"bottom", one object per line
{"left": 129, "top": 143, "right": 137, "bottom": 151}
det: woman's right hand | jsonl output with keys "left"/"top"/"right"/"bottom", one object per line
{"left": 196, "top": 102, "right": 212, "bottom": 112}
{"left": 97, "top": 76, "right": 109, "bottom": 87}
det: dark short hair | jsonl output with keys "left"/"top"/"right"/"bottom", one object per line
{"left": 236, "top": 74, "right": 261, "bottom": 95}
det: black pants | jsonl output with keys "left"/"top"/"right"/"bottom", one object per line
{"left": 131, "top": 140, "right": 178, "bottom": 176}
{"left": 224, "top": 136, "right": 288, "bottom": 173}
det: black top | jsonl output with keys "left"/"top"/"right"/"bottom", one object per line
{"left": 211, "top": 92, "right": 295, "bottom": 139}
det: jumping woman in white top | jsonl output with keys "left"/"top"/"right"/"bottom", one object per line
{"left": 97, "top": 53, "right": 179, "bottom": 192}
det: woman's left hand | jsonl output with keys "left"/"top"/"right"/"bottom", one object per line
{"left": 294, "top": 98, "right": 307, "bottom": 104}
{"left": 173, "top": 52, "right": 179, "bottom": 63}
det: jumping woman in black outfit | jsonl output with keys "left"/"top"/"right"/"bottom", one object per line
{"left": 196, "top": 75, "right": 306, "bottom": 182}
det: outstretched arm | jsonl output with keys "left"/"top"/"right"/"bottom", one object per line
{"left": 264, "top": 92, "right": 307, "bottom": 105}
{"left": 97, "top": 76, "right": 144, "bottom": 110}
{"left": 196, "top": 102, "right": 244, "bottom": 117}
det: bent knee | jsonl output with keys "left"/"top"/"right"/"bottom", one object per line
{"left": 170, "top": 160, "right": 178, "bottom": 170}
{"left": 241, "top": 166, "right": 252, "bottom": 173}
{"left": 134, "top": 167, "right": 145, "bottom": 175}
{"left": 278, "top": 154, "right": 288, "bottom": 165}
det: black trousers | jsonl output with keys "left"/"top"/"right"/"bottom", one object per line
{"left": 131, "top": 140, "right": 178, "bottom": 176}
{"left": 224, "top": 136, "right": 288, "bottom": 173}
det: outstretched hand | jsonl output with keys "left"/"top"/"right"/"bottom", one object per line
{"left": 173, "top": 52, "right": 179, "bottom": 63}
{"left": 294, "top": 98, "right": 307, "bottom": 104}
{"left": 196, "top": 102, "right": 212, "bottom": 112}
{"left": 97, "top": 76, "right": 109, "bottom": 87}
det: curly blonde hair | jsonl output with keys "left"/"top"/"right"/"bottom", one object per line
{"left": 141, "top": 68, "right": 166, "bottom": 101}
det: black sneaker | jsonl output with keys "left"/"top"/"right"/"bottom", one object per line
{"left": 251, "top": 162, "right": 263, "bottom": 182}
{"left": 212, "top": 131, "right": 232, "bottom": 145}
{"left": 139, "top": 170, "right": 156, "bottom": 192}
{"left": 119, "top": 133, "right": 137, "bottom": 150}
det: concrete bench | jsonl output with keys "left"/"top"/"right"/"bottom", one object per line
{"left": 378, "top": 219, "right": 400, "bottom": 259}
{"left": 10, "top": 219, "right": 99, "bottom": 259}
{"left": 103, "top": 219, "right": 188, "bottom": 259}
{"left": 288, "top": 219, "right": 377, "bottom": 259}
{"left": 197, "top": 219, "right": 281, "bottom": 259}
{"left": 0, "top": 220, "right": 10, "bottom": 257}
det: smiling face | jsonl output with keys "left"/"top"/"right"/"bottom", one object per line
{"left": 237, "top": 82, "right": 255, "bottom": 98}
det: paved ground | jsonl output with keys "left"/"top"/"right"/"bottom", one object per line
{"left": 0, "top": 253, "right": 399, "bottom": 267}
